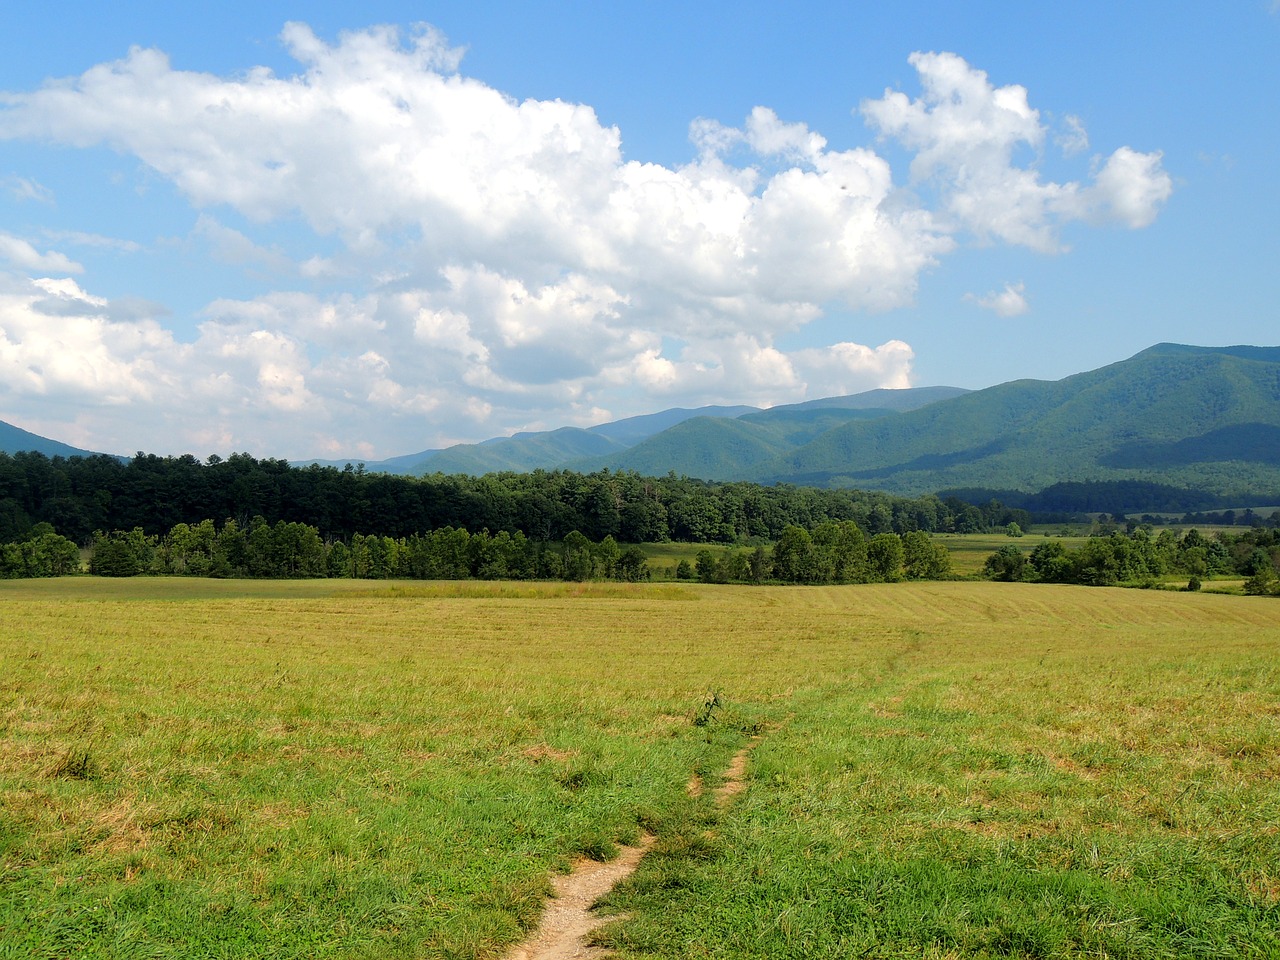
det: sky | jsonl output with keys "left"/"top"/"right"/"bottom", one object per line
{"left": 1, "top": 2, "right": 1277, "bottom": 460}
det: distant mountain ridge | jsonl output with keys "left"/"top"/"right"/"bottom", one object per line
{"left": 7, "top": 344, "right": 1280, "bottom": 502}
{"left": 297, "top": 389, "right": 965, "bottom": 476}
{"left": 0, "top": 420, "right": 109, "bottom": 459}
{"left": 747, "top": 343, "right": 1280, "bottom": 496}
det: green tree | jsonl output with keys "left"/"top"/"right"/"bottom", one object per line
{"left": 561, "top": 530, "right": 594, "bottom": 581}
{"left": 866, "top": 533, "right": 904, "bottom": 582}
{"left": 772, "top": 526, "right": 817, "bottom": 583}
{"left": 902, "top": 530, "right": 951, "bottom": 580}
{"left": 1243, "top": 567, "right": 1280, "bottom": 596}
{"left": 89, "top": 528, "right": 155, "bottom": 577}
{"left": 0, "top": 530, "right": 80, "bottom": 578}
{"left": 616, "top": 546, "right": 650, "bottom": 582}
{"left": 695, "top": 549, "right": 721, "bottom": 584}
{"left": 592, "top": 535, "right": 622, "bottom": 580}
{"left": 1028, "top": 540, "right": 1071, "bottom": 582}
{"left": 983, "top": 544, "right": 1028, "bottom": 582}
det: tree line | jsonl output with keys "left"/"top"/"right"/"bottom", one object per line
{"left": 942, "top": 480, "right": 1280, "bottom": 519}
{"left": 1, "top": 516, "right": 953, "bottom": 586}
{"left": 681, "top": 522, "right": 951, "bottom": 585}
{"left": 0, "top": 520, "right": 652, "bottom": 582}
{"left": 0, "top": 450, "right": 1029, "bottom": 546}
{"left": 982, "top": 526, "right": 1280, "bottom": 594}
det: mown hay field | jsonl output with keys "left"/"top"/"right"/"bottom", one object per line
{"left": 2, "top": 578, "right": 1278, "bottom": 958}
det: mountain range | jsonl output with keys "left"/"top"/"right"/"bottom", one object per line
{"left": 5, "top": 343, "right": 1280, "bottom": 500}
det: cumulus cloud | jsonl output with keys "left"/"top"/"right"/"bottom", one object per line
{"left": 0, "top": 30, "right": 1172, "bottom": 456}
{"left": 791, "top": 340, "right": 915, "bottom": 395}
{"left": 1082, "top": 147, "right": 1174, "bottom": 228}
{"left": 0, "top": 277, "right": 165, "bottom": 405}
{"left": 861, "top": 51, "right": 1170, "bottom": 251}
{"left": 966, "top": 281, "right": 1029, "bottom": 318}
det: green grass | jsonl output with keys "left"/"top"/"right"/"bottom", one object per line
{"left": 3, "top": 578, "right": 1279, "bottom": 958}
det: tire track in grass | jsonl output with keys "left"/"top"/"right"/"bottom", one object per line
{"left": 504, "top": 743, "right": 756, "bottom": 960}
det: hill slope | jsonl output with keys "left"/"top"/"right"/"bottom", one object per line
{"left": 0, "top": 419, "right": 109, "bottom": 459}
{"left": 755, "top": 345, "right": 1280, "bottom": 497}
{"left": 405, "top": 405, "right": 758, "bottom": 475}
{"left": 339, "top": 391, "right": 961, "bottom": 478}
{"left": 572, "top": 386, "right": 969, "bottom": 478}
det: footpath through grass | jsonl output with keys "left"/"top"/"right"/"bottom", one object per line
{"left": 2, "top": 578, "right": 1279, "bottom": 958}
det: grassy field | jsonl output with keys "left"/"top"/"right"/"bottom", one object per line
{"left": 638, "top": 542, "right": 751, "bottom": 579}
{"left": 2, "top": 578, "right": 1278, "bottom": 958}
{"left": 934, "top": 532, "right": 1090, "bottom": 578}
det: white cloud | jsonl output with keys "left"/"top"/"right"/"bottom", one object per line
{"left": 791, "top": 340, "right": 915, "bottom": 395}
{"left": 0, "top": 32, "right": 1172, "bottom": 456}
{"left": 966, "top": 281, "right": 1029, "bottom": 318}
{"left": 1057, "top": 114, "right": 1089, "bottom": 156}
{"left": 0, "top": 25, "right": 952, "bottom": 319}
{"left": 5, "top": 175, "right": 53, "bottom": 203}
{"left": 861, "top": 51, "right": 1170, "bottom": 251}
{"left": 1082, "top": 147, "right": 1173, "bottom": 228}
{"left": 43, "top": 229, "right": 142, "bottom": 253}
{"left": 0, "top": 276, "right": 164, "bottom": 405}
{"left": 193, "top": 215, "right": 293, "bottom": 272}
{"left": 0, "top": 232, "right": 82, "bottom": 274}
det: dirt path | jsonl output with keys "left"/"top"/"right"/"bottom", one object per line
{"left": 504, "top": 744, "right": 754, "bottom": 960}
{"left": 501, "top": 835, "right": 655, "bottom": 960}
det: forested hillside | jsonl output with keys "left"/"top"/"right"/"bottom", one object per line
{"left": 756, "top": 344, "right": 1280, "bottom": 496}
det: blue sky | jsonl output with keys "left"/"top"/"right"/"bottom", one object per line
{"left": 1, "top": 1, "right": 1277, "bottom": 459}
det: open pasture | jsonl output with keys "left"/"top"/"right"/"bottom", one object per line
{"left": 2, "top": 578, "right": 1278, "bottom": 958}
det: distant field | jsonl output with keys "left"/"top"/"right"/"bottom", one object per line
{"left": 3, "top": 578, "right": 1278, "bottom": 958}
{"left": 935, "top": 531, "right": 1091, "bottom": 577}
{"left": 639, "top": 541, "right": 750, "bottom": 578}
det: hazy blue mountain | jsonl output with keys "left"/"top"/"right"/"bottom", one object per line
{"left": 408, "top": 427, "right": 628, "bottom": 475}
{"left": 586, "top": 405, "right": 759, "bottom": 444}
{"left": 0, "top": 418, "right": 111, "bottom": 459}
{"left": 296, "top": 389, "right": 967, "bottom": 477}
{"left": 286, "top": 403, "right": 761, "bottom": 475}
{"left": 764, "top": 385, "right": 969, "bottom": 413}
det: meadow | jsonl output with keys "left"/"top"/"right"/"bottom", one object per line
{"left": 2, "top": 577, "right": 1278, "bottom": 958}
{"left": 932, "top": 532, "right": 1087, "bottom": 577}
